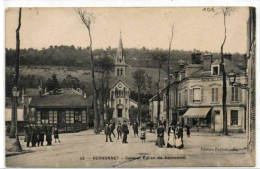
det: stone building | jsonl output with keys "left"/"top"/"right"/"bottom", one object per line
{"left": 161, "top": 52, "right": 247, "bottom": 132}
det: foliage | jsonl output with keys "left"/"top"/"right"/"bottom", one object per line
{"left": 46, "top": 74, "right": 60, "bottom": 91}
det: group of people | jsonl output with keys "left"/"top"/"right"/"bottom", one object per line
{"left": 156, "top": 121, "right": 191, "bottom": 149}
{"left": 104, "top": 120, "right": 129, "bottom": 143}
{"left": 104, "top": 119, "right": 191, "bottom": 149}
{"left": 24, "top": 124, "right": 60, "bottom": 148}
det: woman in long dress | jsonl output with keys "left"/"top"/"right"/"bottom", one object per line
{"left": 167, "top": 126, "right": 176, "bottom": 148}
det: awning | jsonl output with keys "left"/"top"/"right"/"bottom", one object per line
{"left": 182, "top": 107, "right": 211, "bottom": 118}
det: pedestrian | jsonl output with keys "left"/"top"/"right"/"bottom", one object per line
{"left": 46, "top": 124, "right": 52, "bottom": 146}
{"left": 150, "top": 121, "right": 154, "bottom": 133}
{"left": 104, "top": 123, "right": 113, "bottom": 142}
{"left": 185, "top": 125, "right": 191, "bottom": 137}
{"left": 25, "top": 125, "right": 32, "bottom": 148}
{"left": 163, "top": 120, "right": 167, "bottom": 131}
{"left": 155, "top": 123, "right": 165, "bottom": 148}
{"left": 167, "top": 125, "right": 175, "bottom": 148}
{"left": 54, "top": 127, "right": 60, "bottom": 143}
{"left": 37, "top": 125, "right": 44, "bottom": 146}
{"left": 117, "top": 122, "right": 122, "bottom": 140}
{"left": 140, "top": 127, "right": 146, "bottom": 143}
{"left": 122, "top": 120, "right": 129, "bottom": 143}
{"left": 133, "top": 121, "right": 139, "bottom": 137}
{"left": 110, "top": 122, "right": 116, "bottom": 138}
{"left": 176, "top": 124, "right": 184, "bottom": 149}
{"left": 31, "top": 124, "right": 37, "bottom": 147}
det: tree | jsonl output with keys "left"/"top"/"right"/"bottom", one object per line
{"left": 146, "top": 75, "right": 153, "bottom": 94}
{"left": 166, "top": 25, "right": 174, "bottom": 131}
{"left": 150, "top": 49, "right": 167, "bottom": 124}
{"left": 46, "top": 74, "right": 60, "bottom": 91}
{"left": 216, "top": 7, "right": 235, "bottom": 135}
{"left": 132, "top": 69, "right": 146, "bottom": 123}
{"left": 76, "top": 8, "right": 99, "bottom": 134}
{"left": 95, "top": 55, "right": 114, "bottom": 129}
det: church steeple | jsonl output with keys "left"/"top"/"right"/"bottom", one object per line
{"left": 115, "top": 31, "right": 126, "bottom": 77}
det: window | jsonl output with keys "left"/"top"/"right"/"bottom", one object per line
{"left": 82, "top": 110, "right": 87, "bottom": 123}
{"left": 37, "top": 111, "right": 41, "bottom": 124}
{"left": 211, "top": 88, "right": 219, "bottom": 102}
{"left": 193, "top": 88, "right": 201, "bottom": 102}
{"left": 178, "top": 92, "right": 181, "bottom": 106}
{"left": 184, "top": 90, "right": 188, "bottom": 105}
{"left": 75, "top": 111, "right": 82, "bottom": 123}
{"left": 231, "top": 86, "right": 239, "bottom": 102}
{"left": 118, "top": 109, "right": 122, "bottom": 117}
{"left": 231, "top": 110, "right": 238, "bottom": 125}
{"left": 41, "top": 110, "right": 49, "bottom": 124}
{"left": 213, "top": 66, "right": 219, "bottom": 75}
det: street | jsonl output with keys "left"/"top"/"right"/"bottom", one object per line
{"left": 6, "top": 129, "right": 254, "bottom": 167}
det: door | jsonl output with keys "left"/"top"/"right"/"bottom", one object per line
{"left": 118, "top": 109, "right": 122, "bottom": 118}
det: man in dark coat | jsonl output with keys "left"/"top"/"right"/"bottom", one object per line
{"left": 25, "top": 125, "right": 32, "bottom": 147}
{"left": 31, "top": 124, "right": 38, "bottom": 147}
{"left": 110, "top": 122, "right": 116, "bottom": 138}
{"left": 133, "top": 121, "right": 139, "bottom": 137}
{"left": 122, "top": 121, "right": 129, "bottom": 143}
{"left": 37, "top": 125, "right": 45, "bottom": 146}
{"left": 104, "top": 123, "right": 113, "bottom": 142}
{"left": 155, "top": 123, "right": 165, "bottom": 148}
{"left": 46, "top": 124, "right": 52, "bottom": 146}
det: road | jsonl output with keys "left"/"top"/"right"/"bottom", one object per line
{"left": 6, "top": 129, "right": 254, "bottom": 167}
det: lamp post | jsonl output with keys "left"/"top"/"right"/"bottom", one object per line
{"left": 10, "top": 86, "right": 22, "bottom": 152}
{"left": 228, "top": 70, "right": 250, "bottom": 147}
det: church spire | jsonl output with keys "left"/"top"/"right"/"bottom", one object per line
{"left": 115, "top": 31, "right": 126, "bottom": 77}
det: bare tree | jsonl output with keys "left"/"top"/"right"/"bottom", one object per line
{"left": 132, "top": 69, "right": 146, "bottom": 124}
{"left": 95, "top": 55, "right": 114, "bottom": 129}
{"left": 151, "top": 49, "right": 167, "bottom": 125}
{"left": 76, "top": 8, "right": 99, "bottom": 134}
{"left": 166, "top": 25, "right": 174, "bottom": 131}
{"left": 216, "top": 7, "right": 235, "bottom": 135}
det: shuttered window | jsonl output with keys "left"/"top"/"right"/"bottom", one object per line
{"left": 53, "top": 110, "right": 58, "bottom": 124}
{"left": 49, "top": 110, "right": 54, "bottom": 124}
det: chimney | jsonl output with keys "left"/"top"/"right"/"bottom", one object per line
{"left": 203, "top": 53, "right": 213, "bottom": 71}
{"left": 191, "top": 50, "right": 202, "bottom": 64}
{"left": 223, "top": 53, "right": 232, "bottom": 61}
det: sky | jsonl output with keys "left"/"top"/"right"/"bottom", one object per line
{"left": 5, "top": 7, "right": 249, "bottom": 53}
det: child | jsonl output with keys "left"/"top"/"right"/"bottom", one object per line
{"left": 140, "top": 127, "right": 146, "bottom": 143}
{"left": 54, "top": 127, "right": 60, "bottom": 143}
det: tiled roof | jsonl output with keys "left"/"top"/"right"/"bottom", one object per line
{"left": 29, "top": 95, "right": 91, "bottom": 108}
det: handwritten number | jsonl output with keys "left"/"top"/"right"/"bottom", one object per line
{"left": 203, "top": 7, "right": 215, "bottom": 12}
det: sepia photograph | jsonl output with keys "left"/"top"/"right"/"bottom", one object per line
{"left": 4, "top": 7, "right": 256, "bottom": 167}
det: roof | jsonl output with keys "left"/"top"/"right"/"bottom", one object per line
{"left": 182, "top": 107, "right": 211, "bottom": 118}
{"left": 190, "top": 59, "right": 244, "bottom": 78}
{"left": 42, "top": 88, "right": 82, "bottom": 96}
{"left": 29, "top": 95, "right": 91, "bottom": 108}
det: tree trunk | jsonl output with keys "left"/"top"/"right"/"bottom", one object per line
{"left": 166, "top": 50, "right": 170, "bottom": 132}
{"left": 157, "top": 67, "right": 161, "bottom": 125}
{"left": 138, "top": 89, "right": 141, "bottom": 125}
{"left": 10, "top": 8, "right": 22, "bottom": 138}
{"left": 221, "top": 15, "right": 228, "bottom": 135}
{"left": 88, "top": 28, "right": 99, "bottom": 134}
{"left": 104, "top": 71, "right": 109, "bottom": 122}
{"left": 99, "top": 71, "right": 105, "bottom": 130}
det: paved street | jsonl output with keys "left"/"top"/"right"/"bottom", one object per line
{"left": 6, "top": 129, "right": 254, "bottom": 167}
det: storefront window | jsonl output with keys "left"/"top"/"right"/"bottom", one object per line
{"left": 41, "top": 110, "right": 49, "bottom": 124}
{"left": 82, "top": 110, "right": 87, "bottom": 123}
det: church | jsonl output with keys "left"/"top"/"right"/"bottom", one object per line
{"left": 108, "top": 32, "right": 138, "bottom": 123}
